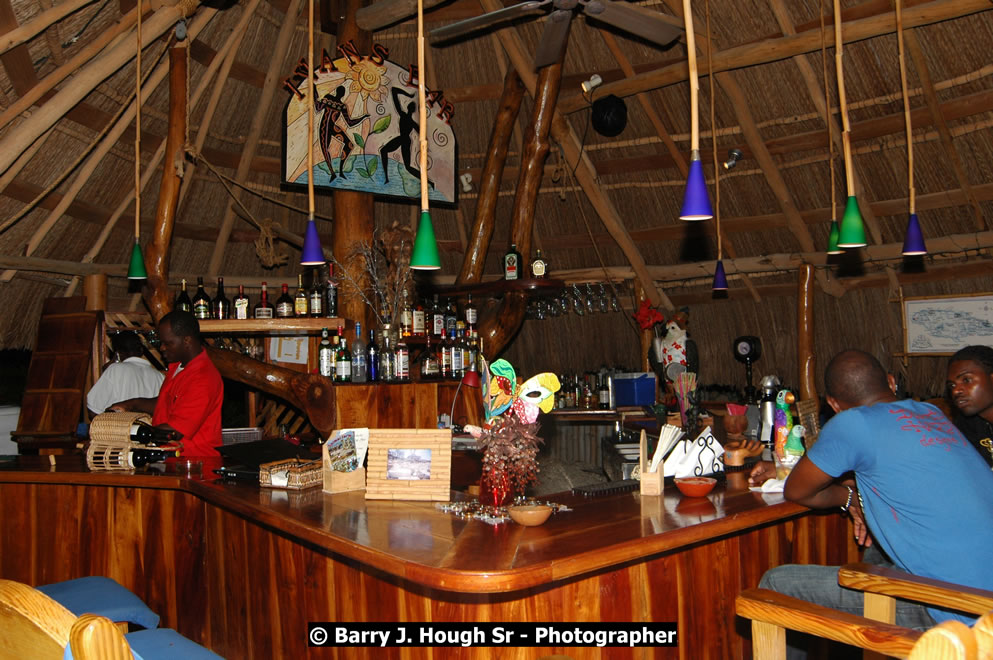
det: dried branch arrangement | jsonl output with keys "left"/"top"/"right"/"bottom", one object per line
{"left": 332, "top": 221, "right": 414, "bottom": 328}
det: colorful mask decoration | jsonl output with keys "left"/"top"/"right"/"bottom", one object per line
{"left": 483, "top": 358, "right": 560, "bottom": 423}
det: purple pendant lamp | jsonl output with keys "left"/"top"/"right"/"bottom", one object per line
{"left": 896, "top": 0, "right": 926, "bottom": 257}
{"left": 679, "top": 0, "right": 713, "bottom": 222}
{"left": 300, "top": 0, "right": 325, "bottom": 267}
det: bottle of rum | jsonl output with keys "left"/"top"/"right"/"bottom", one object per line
{"left": 308, "top": 270, "right": 323, "bottom": 318}
{"left": 275, "top": 283, "right": 294, "bottom": 318}
{"left": 324, "top": 264, "right": 338, "bottom": 318}
{"left": 294, "top": 274, "right": 309, "bottom": 317}
{"left": 530, "top": 249, "right": 548, "bottom": 278}
{"left": 503, "top": 243, "right": 523, "bottom": 280}
{"left": 233, "top": 284, "right": 250, "bottom": 319}
{"left": 253, "top": 282, "right": 274, "bottom": 319}
{"left": 174, "top": 279, "right": 192, "bottom": 313}
{"left": 351, "top": 322, "right": 367, "bottom": 383}
{"left": 213, "top": 277, "right": 230, "bottom": 319}
{"left": 318, "top": 328, "right": 333, "bottom": 378}
{"left": 192, "top": 277, "right": 212, "bottom": 319}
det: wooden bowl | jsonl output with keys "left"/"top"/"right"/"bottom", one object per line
{"left": 674, "top": 477, "right": 717, "bottom": 498}
{"left": 507, "top": 504, "right": 553, "bottom": 527}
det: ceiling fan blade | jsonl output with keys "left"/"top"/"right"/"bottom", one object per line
{"left": 584, "top": 0, "right": 683, "bottom": 47}
{"left": 356, "top": 0, "right": 450, "bottom": 32}
{"left": 429, "top": 0, "right": 551, "bottom": 44}
{"left": 532, "top": 10, "right": 573, "bottom": 69}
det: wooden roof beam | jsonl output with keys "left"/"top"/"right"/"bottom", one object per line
{"left": 556, "top": 0, "right": 993, "bottom": 115}
{"left": 0, "top": 0, "right": 97, "bottom": 57}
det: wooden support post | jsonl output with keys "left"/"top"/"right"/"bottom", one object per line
{"left": 797, "top": 263, "right": 816, "bottom": 401}
{"left": 83, "top": 274, "right": 107, "bottom": 311}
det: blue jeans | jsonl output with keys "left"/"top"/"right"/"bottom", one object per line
{"left": 757, "top": 558, "right": 935, "bottom": 659}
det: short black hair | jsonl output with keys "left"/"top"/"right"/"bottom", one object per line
{"left": 950, "top": 345, "right": 993, "bottom": 373}
{"left": 824, "top": 349, "right": 890, "bottom": 405}
{"left": 110, "top": 331, "right": 144, "bottom": 357}
{"left": 159, "top": 310, "right": 201, "bottom": 342}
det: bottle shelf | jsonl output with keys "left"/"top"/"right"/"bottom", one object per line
{"left": 199, "top": 318, "right": 349, "bottom": 335}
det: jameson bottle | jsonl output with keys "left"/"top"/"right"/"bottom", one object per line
{"left": 192, "top": 277, "right": 212, "bottom": 319}
{"left": 253, "top": 282, "right": 274, "bottom": 319}
{"left": 431, "top": 294, "right": 445, "bottom": 337}
{"left": 174, "top": 279, "right": 192, "bottom": 313}
{"left": 275, "top": 283, "right": 294, "bottom": 318}
{"left": 233, "top": 285, "right": 250, "bottom": 319}
{"left": 213, "top": 277, "right": 230, "bottom": 319}
{"left": 308, "top": 270, "right": 323, "bottom": 318}
{"left": 324, "top": 265, "right": 339, "bottom": 318}
{"left": 294, "top": 274, "right": 309, "bottom": 317}
{"left": 503, "top": 243, "right": 522, "bottom": 280}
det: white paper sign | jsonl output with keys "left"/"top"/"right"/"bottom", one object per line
{"left": 269, "top": 337, "right": 309, "bottom": 364}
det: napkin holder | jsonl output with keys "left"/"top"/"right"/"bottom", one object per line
{"left": 639, "top": 429, "right": 664, "bottom": 496}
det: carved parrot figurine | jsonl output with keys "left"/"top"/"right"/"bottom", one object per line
{"left": 773, "top": 389, "right": 795, "bottom": 460}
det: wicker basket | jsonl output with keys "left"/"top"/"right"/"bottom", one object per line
{"left": 259, "top": 458, "right": 322, "bottom": 490}
{"left": 90, "top": 411, "right": 152, "bottom": 444}
{"left": 86, "top": 441, "right": 134, "bottom": 471}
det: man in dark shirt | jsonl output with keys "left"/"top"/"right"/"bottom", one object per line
{"left": 946, "top": 345, "right": 993, "bottom": 468}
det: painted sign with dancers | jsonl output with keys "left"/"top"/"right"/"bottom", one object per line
{"left": 282, "top": 41, "right": 456, "bottom": 204}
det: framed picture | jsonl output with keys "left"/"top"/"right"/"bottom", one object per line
{"left": 365, "top": 429, "right": 452, "bottom": 501}
{"left": 903, "top": 292, "right": 993, "bottom": 356}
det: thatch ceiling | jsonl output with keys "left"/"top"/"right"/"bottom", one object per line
{"left": 0, "top": 0, "right": 990, "bottom": 396}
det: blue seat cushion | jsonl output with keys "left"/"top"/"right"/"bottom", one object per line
{"left": 38, "top": 577, "right": 160, "bottom": 629}
{"left": 63, "top": 628, "right": 225, "bottom": 660}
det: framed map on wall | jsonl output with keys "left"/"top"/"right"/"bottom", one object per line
{"left": 903, "top": 293, "right": 993, "bottom": 355}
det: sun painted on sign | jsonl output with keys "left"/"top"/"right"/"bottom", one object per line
{"left": 282, "top": 40, "right": 457, "bottom": 204}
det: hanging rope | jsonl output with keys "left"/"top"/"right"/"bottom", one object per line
{"left": 706, "top": 0, "right": 720, "bottom": 260}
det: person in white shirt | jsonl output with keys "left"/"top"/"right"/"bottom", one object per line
{"left": 87, "top": 331, "right": 165, "bottom": 415}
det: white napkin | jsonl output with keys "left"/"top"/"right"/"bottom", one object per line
{"left": 663, "top": 427, "right": 724, "bottom": 478}
{"left": 749, "top": 478, "right": 785, "bottom": 493}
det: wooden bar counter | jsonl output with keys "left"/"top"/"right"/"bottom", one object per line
{"left": 0, "top": 457, "right": 859, "bottom": 659}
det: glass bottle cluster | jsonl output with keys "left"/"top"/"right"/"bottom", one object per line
{"left": 173, "top": 266, "right": 339, "bottom": 320}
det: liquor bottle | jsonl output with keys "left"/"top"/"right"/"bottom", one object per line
{"left": 336, "top": 336, "right": 352, "bottom": 383}
{"left": 450, "top": 325, "right": 464, "bottom": 378}
{"left": 531, "top": 249, "right": 548, "bottom": 278}
{"left": 308, "top": 270, "right": 323, "bottom": 318}
{"left": 330, "top": 332, "right": 341, "bottom": 380}
{"left": 466, "top": 329, "right": 480, "bottom": 376}
{"left": 464, "top": 294, "right": 477, "bottom": 329}
{"left": 431, "top": 294, "right": 445, "bottom": 338}
{"left": 400, "top": 289, "right": 413, "bottom": 338}
{"left": 503, "top": 243, "right": 523, "bottom": 280}
{"left": 379, "top": 324, "right": 396, "bottom": 382}
{"left": 318, "top": 328, "right": 334, "bottom": 378}
{"left": 366, "top": 328, "right": 379, "bottom": 383}
{"left": 419, "top": 332, "right": 440, "bottom": 380}
{"left": 395, "top": 334, "right": 410, "bottom": 382}
{"left": 129, "top": 422, "right": 181, "bottom": 446}
{"left": 412, "top": 297, "right": 426, "bottom": 336}
{"left": 275, "top": 283, "right": 294, "bottom": 318}
{"left": 233, "top": 285, "right": 250, "bottom": 319}
{"left": 129, "top": 447, "right": 180, "bottom": 468}
{"left": 174, "top": 279, "right": 192, "bottom": 313}
{"left": 351, "top": 322, "right": 367, "bottom": 383}
{"left": 192, "top": 277, "right": 212, "bottom": 319}
{"left": 444, "top": 299, "right": 457, "bottom": 335}
{"left": 253, "top": 282, "right": 274, "bottom": 319}
{"left": 598, "top": 374, "right": 611, "bottom": 410}
{"left": 324, "top": 265, "right": 339, "bottom": 318}
{"left": 213, "top": 277, "right": 230, "bottom": 319}
{"left": 294, "top": 274, "right": 309, "bottom": 317}
{"left": 438, "top": 327, "right": 452, "bottom": 379}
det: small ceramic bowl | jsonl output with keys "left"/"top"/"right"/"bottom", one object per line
{"left": 674, "top": 477, "right": 717, "bottom": 498}
{"left": 507, "top": 504, "right": 553, "bottom": 526}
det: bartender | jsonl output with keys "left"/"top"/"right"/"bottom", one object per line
{"left": 112, "top": 310, "right": 223, "bottom": 460}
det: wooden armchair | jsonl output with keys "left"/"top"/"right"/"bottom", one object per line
{"left": 736, "top": 587, "right": 978, "bottom": 659}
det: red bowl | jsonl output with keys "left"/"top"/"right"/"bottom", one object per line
{"left": 674, "top": 477, "right": 717, "bottom": 498}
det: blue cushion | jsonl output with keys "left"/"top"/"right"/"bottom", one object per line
{"left": 38, "top": 577, "right": 160, "bottom": 630}
{"left": 63, "top": 628, "right": 225, "bottom": 660}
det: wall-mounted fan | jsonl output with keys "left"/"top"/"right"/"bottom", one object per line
{"left": 429, "top": 0, "right": 684, "bottom": 69}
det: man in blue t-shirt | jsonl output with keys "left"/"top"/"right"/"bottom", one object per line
{"left": 759, "top": 350, "right": 993, "bottom": 655}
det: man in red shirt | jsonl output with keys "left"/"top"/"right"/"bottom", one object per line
{"left": 112, "top": 311, "right": 223, "bottom": 459}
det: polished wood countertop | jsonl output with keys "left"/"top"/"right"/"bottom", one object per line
{"left": 0, "top": 456, "right": 809, "bottom": 594}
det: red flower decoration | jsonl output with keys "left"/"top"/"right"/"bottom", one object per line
{"left": 633, "top": 299, "right": 665, "bottom": 331}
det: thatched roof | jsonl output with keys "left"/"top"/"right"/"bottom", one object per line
{"left": 0, "top": 0, "right": 990, "bottom": 397}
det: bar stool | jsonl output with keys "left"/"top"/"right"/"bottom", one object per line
{"left": 37, "top": 577, "right": 160, "bottom": 630}
{"left": 68, "top": 614, "right": 225, "bottom": 660}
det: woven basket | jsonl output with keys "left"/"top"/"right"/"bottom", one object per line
{"left": 90, "top": 411, "right": 152, "bottom": 445}
{"left": 259, "top": 458, "right": 322, "bottom": 490}
{"left": 86, "top": 441, "right": 134, "bottom": 471}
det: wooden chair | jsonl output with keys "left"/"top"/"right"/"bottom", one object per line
{"left": 736, "top": 587, "right": 978, "bottom": 659}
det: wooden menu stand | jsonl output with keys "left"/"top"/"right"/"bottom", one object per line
{"left": 639, "top": 429, "right": 663, "bottom": 496}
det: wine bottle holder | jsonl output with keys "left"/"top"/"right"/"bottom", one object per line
{"left": 87, "top": 411, "right": 153, "bottom": 472}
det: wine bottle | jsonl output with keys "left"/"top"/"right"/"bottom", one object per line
{"left": 129, "top": 422, "right": 181, "bottom": 446}
{"left": 351, "top": 322, "right": 367, "bottom": 383}
{"left": 174, "top": 279, "right": 192, "bottom": 313}
{"left": 324, "top": 265, "right": 339, "bottom": 318}
{"left": 308, "top": 270, "right": 323, "bottom": 318}
{"left": 531, "top": 249, "right": 548, "bottom": 278}
{"left": 294, "top": 274, "right": 309, "bottom": 317}
{"left": 336, "top": 336, "right": 352, "bottom": 383}
{"left": 233, "top": 284, "right": 250, "bottom": 319}
{"left": 129, "top": 447, "right": 180, "bottom": 468}
{"left": 366, "top": 328, "right": 379, "bottom": 383}
{"left": 503, "top": 243, "right": 523, "bottom": 280}
{"left": 254, "top": 282, "right": 274, "bottom": 319}
{"left": 275, "top": 283, "right": 294, "bottom": 318}
{"left": 192, "top": 277, "right": 212, "bottom": 319}
{"left": 213, "top": 277, "right": 230, "bottom": 319}
{"left": 318, "top": 328, "right": 334, "bottom": 378}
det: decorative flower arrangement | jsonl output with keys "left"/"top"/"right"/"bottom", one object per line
{"left": 633, "top": 298, "right": 666, "bottom": 338}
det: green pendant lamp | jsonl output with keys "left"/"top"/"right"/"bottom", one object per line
{"left": 128, "top": 0, "right": 147, "bottom": 281}
{"left": 837, "top": 196, "right": 866, "bottom": 248}
{"left": 819, "top": 9, "right": 844, "bottom": 257}
{"left": 409, "top": 0, "right": 441, "bottom": 271}
{"left": 826, "top": 220, "right": 843, "bottom": 255}
{"left": 833, "top": 0, "right": 866, "bottom": 250}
